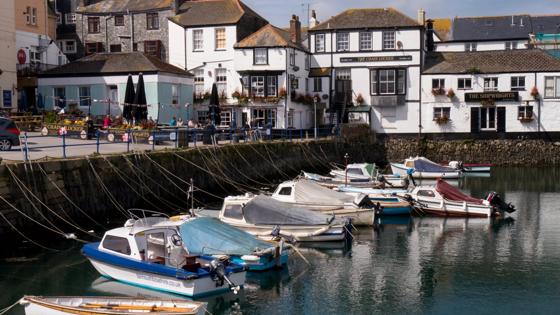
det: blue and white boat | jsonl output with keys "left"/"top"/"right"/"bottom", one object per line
{"left": 82, "top": 213, "right": 248, "bottom": 298}
{"left": 391, "top": 157, "right": 461, "bottom": 179}
{"left": 337, "top": 186, "right": 412, "bottom": 216}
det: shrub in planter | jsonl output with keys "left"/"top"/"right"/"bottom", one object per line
{"left": 531, "top": 86, "right": 540, "bottom": 99}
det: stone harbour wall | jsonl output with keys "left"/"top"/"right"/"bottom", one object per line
{"left": 385, "top": 137, "right": 560, "bottom": 166}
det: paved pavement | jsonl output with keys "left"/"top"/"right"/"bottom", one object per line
{"left": 0, "top": 132, "right": 179, "bottom": 162}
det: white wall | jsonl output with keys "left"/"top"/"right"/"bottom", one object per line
{"left": 234, "top": 48, "right": 287, "bottom": 71}
{"left": 16, "top": 30, "right": 66, "bottom": 65}
{"left": 309, "top": 29, "right": 421, "bottom": 54}
{"left": 168, "top": 20, "right": 186, "bottom": 69}
{"left": 435, "top": 40, "right": 528, "bottom": 52}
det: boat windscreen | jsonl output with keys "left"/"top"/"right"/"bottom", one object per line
{"left": 414, "top": 159, "right": 456, "bottom": 173}
{"left": 435, "top": 179, "right": 483, "bottom": 204}
{"left": 179, "top": 217, "right": 274, "bottom": 256}
{"left": 243, "top": 195, "right": 341, "bottom": 226}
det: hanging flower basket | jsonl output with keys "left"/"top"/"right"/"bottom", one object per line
{"left": 356, "top": 93, "right": 365, "bottom": 105}
{"left": 434, "top": 116, "right": 450, "bottom": 125}
{"left": 432, "top": 88, "right": 446, "bottom": 96}
{"left": 530, "top": 86, "right": 540, "bottom": 100}
{"left": 446, "top": 88, "right": 455, "bottom": 99}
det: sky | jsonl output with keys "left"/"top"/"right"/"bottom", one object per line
{"left": 242, "top": 0, "right": 560, "bottom": 27}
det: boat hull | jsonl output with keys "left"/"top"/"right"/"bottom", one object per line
{"left": 219, "top": 220, "right": 347, "bottom": 242}
{"left": 87, "top": 258, "right": 246, "bottom": 298}
{"left": 391, "top": 163, "right": 460, "bottom": 179}
{"left": 230, "top": 252, "right": 289, "bottom": 271}
{"left": 412, "top": 199, "right": 492, "bottom": 218}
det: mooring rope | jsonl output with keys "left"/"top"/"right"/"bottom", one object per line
{"left": 86, "top": 157, "right": 128, "bottom": 218}
{"left": 196, "top": 146, "right": 254, "bottom": 192}
{"left": 0, "top": 212, "right": 59, "bottom": 251}
{"left": 245, "top": 144, "right": 290, "bottom": 180}
{"left": 36, "top": 163, "right": 107, "bottom": 230}
{"left": 229, "top": 144, "right": 275, "bottom": 186}
{"left": 6, "top": 166, "right": 99, "bottom": 239}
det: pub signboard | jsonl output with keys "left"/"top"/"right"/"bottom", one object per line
{"left": 465, "top": 92, "right": 519, "bottom": 103}
{"left": 340, "top": 55, "right": 413, "bottom": 63}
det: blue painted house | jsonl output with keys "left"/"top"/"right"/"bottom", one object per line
{"left": 37, "top": 52, "right": 194, "bottom": 123}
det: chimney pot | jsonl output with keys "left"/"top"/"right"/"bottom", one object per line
{"left": 290, "top": 14, "right": 302, "bottom": 43}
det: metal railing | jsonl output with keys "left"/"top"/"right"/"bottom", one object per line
{"left": 17, "top": 126, "right": 340, "bottom": 162}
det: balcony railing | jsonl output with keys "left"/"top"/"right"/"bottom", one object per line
{"left": 17, "top": 63, "right": 60, "bottom": 77}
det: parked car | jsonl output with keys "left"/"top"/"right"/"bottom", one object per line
{"left": 0, "top": 118, "right": 20, "bottom": 150}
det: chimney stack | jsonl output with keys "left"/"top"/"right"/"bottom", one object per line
{"left": 426, "top": 19, "right": 435, "bottom": 52}
{"left": 290, "top": 15, "right": 302, "bottom": 44}
{"left": 418, "top": 9, "right": 426, "bottom": 25}
{"left": 310, "top": 10, "right": 319, "bottom": 28}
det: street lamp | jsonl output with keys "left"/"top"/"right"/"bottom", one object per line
{"left": 313, "top": 96, "right": 318, "bottom": 139}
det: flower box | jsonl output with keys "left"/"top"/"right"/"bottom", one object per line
{"left": 434, "top": 116, "right": 450, "bottom": 125}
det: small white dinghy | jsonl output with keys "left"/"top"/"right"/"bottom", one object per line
{"left": 20, "top": 296, "right": 206, "bottom": 315}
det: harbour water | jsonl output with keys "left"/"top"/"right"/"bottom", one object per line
{"left": 1, "top": 167, "right": 560, "bottom": 314}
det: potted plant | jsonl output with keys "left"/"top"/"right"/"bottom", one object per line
{"left": 530, "top": 86, "right": 540, "bottom": 100}
{"left": 231, "top": 90, "right": 241, "bottom": 99}
{"left": 432, "top": 87, "right": 446, "bottom": 96}
{"left": 279, "top": 87, "right": 287, "bottom": 98}
{"left": 434, "top": 116, "right": 450, "bottom": 125}
{"left": 446, "top": 88, "right": 455, "bottom": 99}
{"left": 356, "top": 93, "right": 365, "bottom": 105}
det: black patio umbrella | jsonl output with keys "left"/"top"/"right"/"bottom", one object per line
{"left": 122, "top": 74, "right": 135, "bottom": 121}
{"left": 133, "top": 73, "right": 148, "bottom": 121}
{"left": 208, "top": 83, "right": 221, "bottom": 125}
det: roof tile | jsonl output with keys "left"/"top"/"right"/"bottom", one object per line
{"left": 311, "top": 8, "right": 420, "bottom": 31}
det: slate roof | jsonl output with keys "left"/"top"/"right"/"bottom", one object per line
{"left": 531, "top": 15, "right": 560, "bottom": 34}
{"left": 423, "top": 49, "right": 560, "bottom": 74}
{"left": 39, "top": 52, "right": 192, "bottom": 77}
{"left": 170, "top": 0, "right": 265, "bottom": 27}
{"left": 310, "top": 8, "right": 420, "bottom": 31}
{"left": 450, "top": 15, "right": 532, "bottom": 42}
{"left": 77, "top": 0, "right": 173, "bottom": 14}
{"left": 235, "top": 24, "right": 308, "bottom": 51}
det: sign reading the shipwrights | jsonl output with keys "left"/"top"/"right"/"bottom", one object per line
{"left": 340, "top": 55, "right": 413, "bottom": 63}
{"left": 465, "top": 92, "right": 519, "bottom": 102}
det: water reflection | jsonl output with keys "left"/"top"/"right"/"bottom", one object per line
{"left": 1, "top": 167, "right": 560, "bottom": 314}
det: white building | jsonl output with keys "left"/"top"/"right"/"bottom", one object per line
{"left": 422, "top": 49, "right": 560, "bottom": 137}
{"left": 0, "top": 0, "right": 16, "bottom": 109}
{"left": 167, "top": 0, "right": 268, "bottom": 126}
{"left": 307, "top": 8, "right": 423, "bottom": 134}
{"left": 233, "top": 17, "right": 315, "bottom": 129}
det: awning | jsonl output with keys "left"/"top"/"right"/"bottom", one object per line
{"left": 347, "top": 105, "right": 372, "bottom": 113}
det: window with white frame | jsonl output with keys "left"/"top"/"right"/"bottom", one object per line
{"left": 267, "top": 76, "right": 277, "bottom": 97}
{"left": 458, "top": 78, "right": 472, "bottom": 90}
{"left": 252, "top": 108, "right": 276, "bottom": 127}
{"left": 65, "top": 13, "right": 76, "bottom": 24}
{"left": 215, "top": 68, "right": 227, "bottom": 95}
{"left": 379, "top": 70, "right": 396, "bottom": 94}
{"left": 313, "top": 77, "right": 322, "bottom": 92}
{"left": 31, "top": 7, "right": 37, "bottom": 25}
{"left": 315, "top": 34, "right": 325, "bottom": 52}
{"left": 171, "top": 85, "right": 179, "bottom": 105}
{"left": 465, "top": 42, "right": 477, "bottom": 51}
{"left": 433, "top": 107, "right": 450, "bottom": 119}
{"left": 64, "top": 40, "right": 76, "bottom": 53}
{"left": 193, "top": 30, "right": 203, "bottom": 51}
{"left": 194, "top": 69, "right": 204, "bottom": 95}
{"left": 29, "top": 49, "right": 41, "bottom": 63}
{"left": 511, "top": 76, "right": 525, "bottom": 91}
{"left": 518, "top": 106, "right": 533, "bottom": 119}
{"left": 251, "top": 76, "right": 265, "bottom": 97}
{"left": 382, "top": 31, "right": 395, "bottom": 50}
{"left": 219, "top": 111, "right": 231, "bottom": 127}
{"left": 480, "top": 107, "right": 497, "bottom": 130}
{"left": 336, "top": 68, "right": 351, "bottom": 80}
{"left": 484, "top": 77, "right": 498, "bottom": 91}
{"left": 254, "top": 48, "right": 267, "bottom": 64}
{"left": 544, "top": 76, "right": 560, "bottom": 98}
{"left": 78, "top": 86, "right": 91, "bottom": 107}
{"left": 505, "top": 41, "right": 518, "bottom": 50}
{"left": 360, "top": 32, "right": 372, "bottom": 50}
{"left": 287, "top": 109, "right": 294, "bottom": 128}
{"left": 215, "top": 28, "right": 226, "bottom": 50}
{"left": 337, "top": 33, "right": 349, "bottom": 51}
{"left": 432, "top": 78, "right": 445, "bottom": 89}
{"left": 25, "top": 6, "right": 31, "bottom": 24}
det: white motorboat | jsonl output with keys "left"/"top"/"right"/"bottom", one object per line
{"left": 19, "top": 295, "right": 206, "bottom": 315}
{"left": 403, "top": 179, "right": 515, "bottom": 218}
{"left": 329, "top": 163, "right": 407, "bottom": 187}
{"left": 219, "top": 194, "right": 351, "bottom": 242}
{"left": 271, "top": 179, "right": 376, "bottom": 226}
{"left": 391, "top": 157, "right": 461, "bottom": 179}
{"left": 449, "top": 161, "right": 493, "bottom": 173}
{"left": 82, "top": 212, "right": 247, "bottom": 298}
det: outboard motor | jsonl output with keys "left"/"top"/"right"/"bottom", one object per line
{"left": 209, "top": 257, "right": 240, "bottom": 294}
{"left": 406, "top": 168, "right": 416, "bottom": 187}
{"left": 486, "top": 192, "right": 516, "bottom": 214}
{"left": 373, "top": 202, "right": 384, "bottom": 216}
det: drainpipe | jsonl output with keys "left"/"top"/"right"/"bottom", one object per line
{"left": 535, "top": 71, "right": 540, "bottom": 136}
{"left": 129, "top": 10, "right": 134, "bottom": 51}
{"left": 285, "top": 47, "right": 289, "bottom": 129}
{"left": 105, "top": 16, "right": 113, "bottom": 52}
{"left": 330, "top": 30, "right": 334, "bottom": 126}
{"left": 184, "top": 26, "right": 187, "bottom": 70}
{"left": 419, "top": 26, "right": 424, "bottom": 141}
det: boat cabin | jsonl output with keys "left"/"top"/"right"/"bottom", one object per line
{"left": 98, "top": 216, "right": 202, "bottom": 270}
{"left": 219, "top": 195, "right": 250, "bottom": 224}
